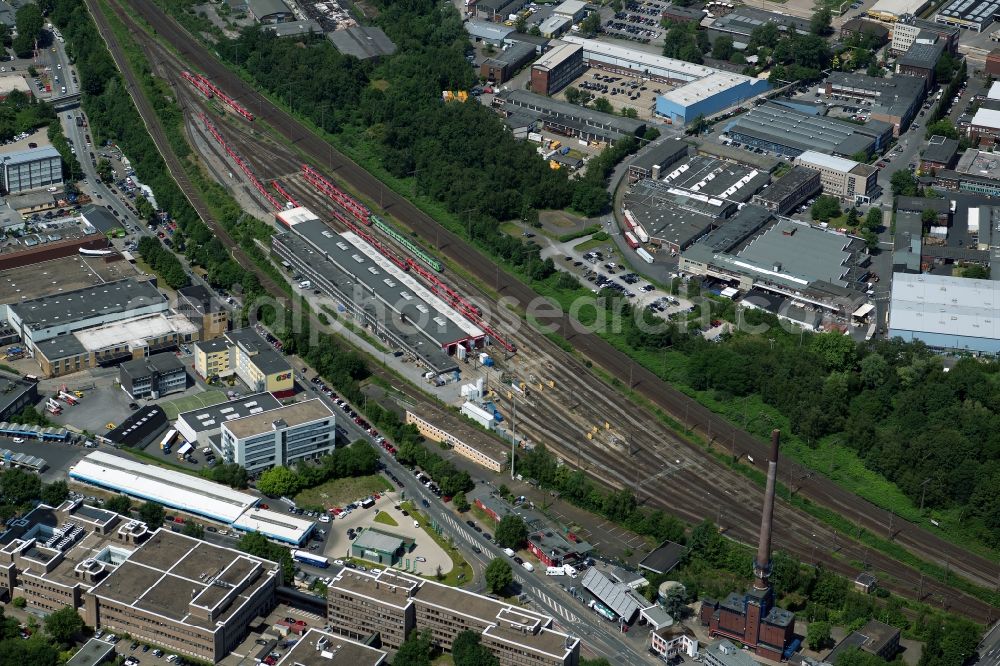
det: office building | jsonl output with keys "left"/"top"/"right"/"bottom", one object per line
{"left": 655, "top": 72, "right": 770, "bottom": 125}
{"left": 530, "top": 42, "right": 586, "bottom": 95}
{"left": 69, "top": 450, "right": 315, "bottom": 544}
{"left": 822, "top": 72, "right": 925, "bottom": 135}
{"left": 751, "top": 166, "right": 821, "bottom": 215}
{"left": 192, "top": 328, "right": 294, "bottom": 397}
{"left": 681, "top": 213, "right": 871, "bottom": 314}
{"left": 553, "top": 0, "right": 587, "bottom": 22}
{"left": 825, "top": 620, "right": 900, "bottom": 663}
{"left": 118, "top": 352, "right": 187, "bottom": 400}
{"left": 482, "top": 41, "right": 537, "bottom": 83}
{"left": 935, "top": 0, "right": 1000, "bottom": 32}
{"left": 0, "top": 501, "right": 281, "bottom": 663}
{"left": 327, "top": 568, "right": 580, "bottom": 665}
{"left": 920, "top": 135, "right": 959, "bottom": 172}
{"left": 793, "top": 151, "right": 880, "bottom": 204}
{"left": 0, "top": 370, "right": 38, "bottom": 421}
{"left": 889, "top": 273, "right": 1000, "bottom": 353}
{"left": 1, "top": 146, "right": 61, "bottom": 194}
{"left": 219, "top": 398, "right": 336, "bottom": 472}
{"left": 104, "top": 405, "right": 169, "bottom": 450}
{"left": 5, "top": 278, "right": 167, "bottom": 351}
{"left": 175, "top": 391, "right": 283, "bottom": 447}
{"left": 897, "top": 41, "right": 944, "bottom": 87}
{"left": 627, "top": 139, "right": 689, "bottom": 183}
{"left": 405, "top": 410, "right": 508, "bottom": 472}
{"left": 650, "top": 626, "right": 699, "bottom": 662}
{"left": 248, "top": 0, "right": 293, "bottom": 23}
{"left": 891, "top": 15, "right": 960, "bottom": 52}
{"left": 274, "top": 629, "right": 387, "bottom": 666}
{"left": 723, "top": 103, "right": 892, "bottom": 158}
{"left": 176, "top": 284, "right": 229, "bottom": 340}
{"left": 706, "top": 7, "right": 810, "bottom": 47}
{"left": 970, "top": 108, "right": 1000, "bottom": 147}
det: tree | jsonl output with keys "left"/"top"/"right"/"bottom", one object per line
{"left": 963, "top": 264, "right": 990, "bottom": 279}
{"left": 257, "top": 466, "right": 301, "bottom": 497}
{"left": 890, "top": 169, "right": 919, "bottom": 196}
{"left": 810, "top": 8, "right": 832, "bottom": 36}
{"left": 0, "top": 467, "right": 40, "bottom": 506}
{"left": 138, "top": 501, "right": 165, "bottom": 529}
{"left": 865, "top": 207, "right": 882, "bottom": 232}
{"left": 580, "top": 11, "right": 601, "bottom": 37}
{"left": 182, "top": 521, "right": 205, "bottom": 538}
{"left": 453, "top": 630, "right": 500, "bottom": 666}
{"left": 40, "top": 480, "right": 68, "bottom": 506}
{"left": 453, "top": 491, "right": 470, "bottom": 512}
{"left": 621, "top": 107, "right": 638, "bottom": 118}
{"left": 712, "top": 35, "right": 735, "bottom": 61}
{"left": 43, "top": 606, "right": 84, "bottom": 645}
{"left": 514, "top": 14, "right": 526, "bottom": 33}
{"left": 811, "top": 195, "right": 841, "bottom": 222}
{"left": 810, "top": 332, "right": 857, "bottom": 371}
{"left": 846, "top": 207, "right": 859, "bottom": 227}
{"left": 564, "top": 86, "right": 583, "bottom": 106}
{"left": 860, "top": 229, "right": 879, "bottom": 251}
{"left": 495, "top": 514, "right": 528, "bottom": 549}
{"left": 593, "top": 97, "right": 613, "bottom": 114}
{"left": 96, "top": 158, "right": 113, "bottom": 183}
{"left": 394, "top": 630, "right": 432, "bottom": 666}
{"left": 238, "top": 531, "right": 294, "bottom": 582}
{"left": 925, "top": 118, "right": 959, "bottom": 140}
{"left": 859, "top": 353, "right": 889, "bottom": 388}
{"left": 104, "top": 494, "right": 133, "bottom": 516}
{"left": 484, "top": 557, "right": 514, "bottom": 594}
{"left": 807, "top": 620, "right": 833, "bottom": 650}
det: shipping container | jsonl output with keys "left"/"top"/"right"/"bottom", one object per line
{"left": 624, "top": 231, "right": 639, "bottom": 249}
{"left": 636, "top": 248, "right": 654, "bottom": 264}
{"left": 623, "top": 209, "right": 637, "bottom": 230}
{"left": 634, "top": 225, "right": 649, "bottom": 243}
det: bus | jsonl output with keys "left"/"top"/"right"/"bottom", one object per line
{"left": 291, "top": 550, "right": 330, "bottom": 568}
{"left": 159, "top": 429, "right": 178, "bottom": 452}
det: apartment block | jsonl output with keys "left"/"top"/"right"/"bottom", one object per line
{"left": 220, "top": 399, "right": 336, "bottom": 472}
{"left": 326, "top": 568, "right": 580, "bottom": 666}
{"left": 0, "top": 501, "right": 281, "bottom": 663}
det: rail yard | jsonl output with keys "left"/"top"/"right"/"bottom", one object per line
{"left": 100, "top": 0, "right": 999, "bottom": 623}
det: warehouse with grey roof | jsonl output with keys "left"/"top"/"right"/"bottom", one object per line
{"left": 328, "top": 26, "right": 397, "bottom": 59}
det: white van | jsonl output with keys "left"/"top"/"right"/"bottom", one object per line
{"left": 521, "top": 561, "right": 534, "bottom": 572}
{"left": 546, "top": 566, "right": 564, "bottom": 576}
{"left": 299, "top": 280, "right": 311, "bottom": 289}
{"left": 563, "top": 564, "right": 578, "bottom": 578}
{"left": 503, "top": 548, "right": 515, "bottom": 557}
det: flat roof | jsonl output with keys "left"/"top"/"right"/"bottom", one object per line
{"left": 466, "top": 19, "right": 515, "bottom": 41}
{"left": 0, "top": 247, "right": 139, "bottom": 304}
{"left": 0, "top": 371, "right": 35, "bottom": 417}
{"left": 483, "top": 624, "right": 578, "bottom": 660}
{"left": 34, "top": 334, "right": 88, "bottom": 360}
{"left": 231, "top": 506, "right": 315, "bottom": 544}
{"left": 266, "top": 19, "right": 322, "bottom": 36}
{"left": 735, "top": 219, "right": 859, "bottom": 288}
{"left": 869, "top": 0, "right": 928, "bottom": 16}
{"left": 276, "top": 629, "right": 387, "bottom": 666}
{"left": 796, "top": 150, "right": 864, "bottom": 174}
{"left": 9, "top": 278, "right": 165, "bottom": 331}
{"left": 415, "top": 577, "right": 549, "bottom": 629}
{"left": 826, "top": 72, "right": 925, "bottom": 118}
{"left": 725, "top": 103, "right": 884, "bottom": 157}
{"left": 329, "top": 568, "right": 419, "bottom": 609}
{"left": 105, "top": 406, "right": 169, "bottom": 448}
{"left": 120, "top": 351, "right": 185, "bottom": 379}
{"left": 629, "top": 138, "right": 689, "bottom": 172}
{"left": 890, "top": 272, "right": 1000, "bottom": 339}
{"left": 353, "top": 527, "right": 410, "bottom": 554}
{"left": 756, "top": 165, "right": 819, "bottom": 203}
{"left": 539, "top": 15, "right": 572, "bottom": 32}
{"left": 0, "top": 145, "right": 61, "bottom": 166}
{"left": 638, "top": 540, "right": 688, "bottom": 574}
{"left": 532, "top": 41, "right": 582, "bottom": 71}
{"left": 936, "top": 0, "right": 1000, "bottom": 25}
{"left": 710, "top": 6, "right": 811, "bottom": 38}
{"left": 66, "top": 638, "right": 116, "bottom": 666}
{"left": 661, "top": 71, "right": 764, "bottom": 107}
{"left": 223, "top": 399, "right": 333, "bottom": 439}
{"left": 177, "top": 392, "right": 283, "bottom": 434}
{"left": 554, "top": 0, "right": 586, "bottom": 15}
{"left": 921, "top": 134, "right": 959, "bottom": 163}
{"left": 561, "top": 35, "right": 716, "bottom": 81}
{"left": 500, "top": 89, "right": 646, "bottom": 136}
{"left": 899, "top": 40, "right": 944, "bottom": 67}
{"left": 286, "top": 218, "right": 483, "bottom": 344}
{"left": 80, "top": 205, "right": 123, "bottom": 235}
{"left": 972, "top": 107, "right": 1000, "bottom": 130}
{"left": 73, "top": 313, "right": 197, "bottom": 354}
{"left": 327, "top": 26, "right": 396, "bottom": 59}
{"left": 225, "top": 328, "right": 292, "bottom": 375}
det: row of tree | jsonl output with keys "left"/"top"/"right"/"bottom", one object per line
{"left": 136, "top": 236, "right": 189, "bottom": 289}
{"left": 255, "top": 440, "right": 381, "bottom": 499}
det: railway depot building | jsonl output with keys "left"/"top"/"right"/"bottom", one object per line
{"left": 272, "top": 207, "right": 485, "bottom": 374}
{"left": 327, "top": 568, "right": 580, "bottom": 666}
{"left": 0, "top": 500, "right": 281, "bottom": 663}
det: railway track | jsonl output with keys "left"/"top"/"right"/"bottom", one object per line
{"left": 106, "top": 0, "right": 1000, "bottom": 619}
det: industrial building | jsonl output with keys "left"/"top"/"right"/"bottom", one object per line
{"left": 553, "top": 0, "right": 587, "bottom": 22}
{"left": 539, "top": 15, "right": 572, "bottom": 38}
{"left": 822, "top": 72, "right": 925, "bottom": 135}
{"left": 969, "top": 108, "right": 1000, "bottom": 147}
{"left": 476, "top": 0, "right": 527, "bottom": 22}
{"left": 326, "top": 568, "right": 580, "bottom": 665}
{"left": 638, "top": 540, "right": 688, "bottom": 575}
{"left": 702, "top": 640, "right": 763, "bottom": 666}
{"left": 0, "top": 146, "right": 61, "bottom": 194}
{"left": 176, "top": 284, "right": 229, "bottom": 340}
{"left": 466, "top": 20, "right": 516, "bottom": 45}
{"left": 624, "top": 155, "right": 770, "bottom": 253}
{"left": 272, "top": 208, "right": 485, "bottom": 374}
{"left": 494, "top": 89, "right": 650, "bottom": 144}
{"left": 825, "top": 620, "right": 900, "bottom": 663}
{"left": 868, "top": 0, "right": 932, "bottom": 22}
{"left": 482, "top": 41, "right": 537, "bottom": 83}
{"left": 793, "top": 151, "right": 880, "bottom": 204}
{"left": 350, "top": 528, "right": 413, "bottom": 566}
{"left": 681, "top": 211, "right": 871, "bottom": 313}
{"left": 897, "top": 41, "right": 944, "bottom": 87}
{"left": 581, "top": 566, "right": 668, "bottom": 628}
{"left": 265, "top": 19, "right": 322, "bottom": 37}
{"left": 706, "top": 7, "right": 810, "bottom": 48}
{"left": 750, "top": 165, "right": 821, "bottom": 215}
{"left": 69, "top": 450, "right": 315, "bottom": 544}
{"left": 700, "top": 432, "right": 795, "bottom": 661}
{"left": 529, "top": 42, "right": 586, "bottom": 95}
{"left": 0, "top": 500, "right": 282, "bottom": 663}
{"left": 889, "top": 273, "right": 1000, "bottom": 353}
{"left": 892, "top": 210, "right": 923, "bottom": 273}
{"left": 560, "top": 35, "right": 719, "bottom": 83}
{"left": 527, "top": 528, "right": 591, "bottom": 567}
{"left": 219, "top": 398, "right": 336, "bottom": 472}
{"left": 655, "top": 72, "right": 770, "bottom": 125}
{"left": 890, "top": 15, "right": 960, "bottom": 53}
{"left": 33, "top": 312, "right": 198, "bottom": 378}
{"left": 103, "top": 405, "right": 169, "bottom": 450}
{"left": 919, "top": 134, "right": 960, "bottom": 171}
{"left": 0, "top": 371, "right": 38, "bottom": 422}
{"left": 5, "top": 278, "right": 167, "bottom": 351}
{"left": 627, "top": 139, "right": 689, "bottom": 183}
{"left": 275, "top": 629, "right": 388, "bottom": 666}
{"left": 935, "top": 0, "right": 1000, "bottom": 32}
{"left": 405, "top": 410, "right": 508, "bottom": 472}
{"left": 988, "top": 48, "right": 1000, "bottom": 76}
{"left": 723, "top": 102, "right": 892, "bottom": 158}
{"left": 327, "top": 26, "right": 397, "bottom": 60}
{"left": 937, "top": 148, "right": 1000, "bottom": 195}
{"left": 118, "top": 352, "right": 187, "bottom": 400}
{"left": 192, "top": 328, "right": 294, "bottom": 397}
{"left": 175, "top": 391, "right": 283, "bottom": 448}
{"left": 248, "top": 0, "right": 293, "bottom": 23}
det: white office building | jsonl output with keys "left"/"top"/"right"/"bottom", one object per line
{"left": 220, "top": 399, "right": 336, "bottom": 472}
{"left": 1, "top": 146, "right": 61, "bottom": 194}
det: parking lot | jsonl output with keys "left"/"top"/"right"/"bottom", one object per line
{"left": 0, "top": 435, "right": 84, "bottom": 482}
{"left": 604, "top": 0, "right": 666, "bottom": 44}
{"left": 558, "top": 67, "right": 662, "bottom": 119}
